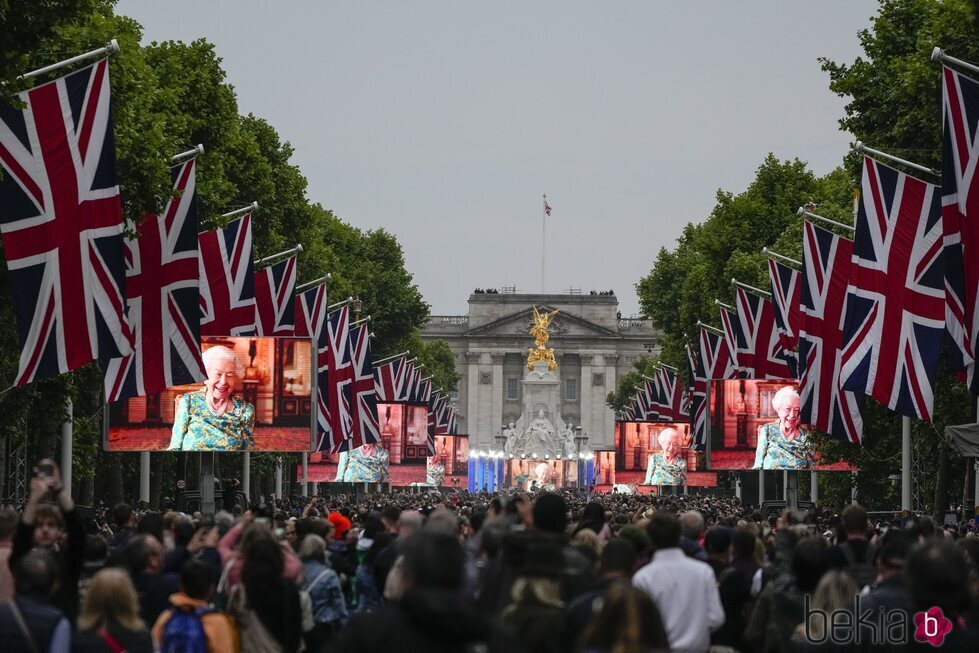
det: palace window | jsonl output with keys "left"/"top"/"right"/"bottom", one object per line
{"left": 565, "top": 377, "right": 578, "bottom": 402}
{"left": 506, "top": 378, "right": 519, "bottom": 401}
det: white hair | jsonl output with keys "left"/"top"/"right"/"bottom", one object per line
{"left": 772, "top": 386, "right": 801, "bottom": 412}
{"left": 658, "top": 428, "right": 680, "bottom": 449}
{"left": 202, "top": 345, "right": 243, "bottom": 378}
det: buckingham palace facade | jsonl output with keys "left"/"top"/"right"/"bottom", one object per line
{"left": 420, "top": 291, "right": 660, "bottom": 453}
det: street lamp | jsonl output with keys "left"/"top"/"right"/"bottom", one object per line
{"left": 574, "top": 426, "right": 589, "bottom": 490}
{"left": 352, "top": 297, "right": 363, "bottom": 321}
{"left": 494, "top": 429, "right": 508, "bottom": 488}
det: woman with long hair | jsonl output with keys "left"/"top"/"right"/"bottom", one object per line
{"left": 576, "top": 582, "right": 668, "bottom": 653}
{"left": 229, "top": 526, "right": 303, "bottom": 653}
{"left": 73, "top": 568, "right": 153, "bottom": 653}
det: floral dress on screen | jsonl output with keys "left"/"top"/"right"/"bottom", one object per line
{"left": 644, "top": 452, "right": 687, "bottom": 485}
{"left": 334, "top": 446, "right": 390, "bottom": 482}
{"left": 168, "top": 389, "right": 255, "bottom": 450}
{"left": 752, "top": 421, "right": 814, "bottom": 469}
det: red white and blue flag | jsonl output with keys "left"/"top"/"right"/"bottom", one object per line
{"left": 199, "top": 214, "right": 255, "bottom": 337}
{"left": 254, "top": 255, "right": 297, "bottom": 336}
{"left": 718, "top": 306, "right": 747, "bottom": 378}
{"left": 104, "top": 159, "right": 205, "bottom": 401}
{"left": 768, "top": 258, "right": 802, "bottom": 377}
{"left": 294, "top": 284, "right": 327, "bottom": 339}
{"left": 374, "top": 356, "right": 407, "bottom": 402}
{"left": 700, "top": 326, "right": 736, "bottom": 382}
{"left": 645, "top": 375, "right": 665, "bottom": 420}
{"left": 344, "top": 324, "right": 380, "bottom": 451}
{"left": 637, "top": 380, "right": 657, "bottom": 421}
{"left": 655, "top": 366, "right": 684, "bottom": 421}
{"left": 941, "top": 65, "right": 979, "bottom": 390}
{"left": 0, "top": 59, "right": 132, "bottom": 386}
{"left": 686, "top": 343, "right": 707, "bottom": 449}
{"left": 840, "top": 157, "right": 944, "bottom": 421}
{"left": 317, "top": 306, "right": 354, "bottom": 453}
{"left": 799, "top": 221, "right": 864, "bottom": 443}
{"left": 735, "top": 287, "right": 794, "bottom": 380}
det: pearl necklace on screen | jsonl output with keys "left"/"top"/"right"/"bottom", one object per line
{"left": 207, "top": 394, "right": 230, "bottom": 417}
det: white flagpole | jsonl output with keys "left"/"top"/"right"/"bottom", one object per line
{"left": 541, "top": 195, "right": 547, "bottom": 293}
{"left": 18, "top": 39, "right": 120, "bottom": 80}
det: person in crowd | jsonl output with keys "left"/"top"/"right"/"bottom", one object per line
{"left": 575, "top": 582, "right": 669, "bottom": 653}
{"left": 217, "top": 511, "right": 302, "bottom": 592}
{"left": 712, "top": 526, "right": 760, "bottom": 652}
{"left": 11, "top": 459, "right": 86, "bottom": 621}
{"left": 501, "top": 542, "right": 566, "bottom": 653}
{"left": 826, "top": 503, "right": 877, "bottom": 591}
{"left": 679, "top": 510, "right": 708, "bottom": 561}
{"left": 372, "top": 509, "right": 423, "bottom": 599}
{"left": 228, "top": 525, "right": 302, "bottom": 653}
{"left": 906, "top": 540, "right": 979, "bottom": 650}
{"left": 77, "top": 535, "right": 109, "bottom": 612}
{"left": 793, "top": 570, "right": 858, "bottom": 647}
{"left": 643, "top": 428, "right": 688, "bottom": 486}
{"left": 0, "top": 507, "right": 17, "bottom": 601}
{"left": 703, "top": 526, "right": 733, "bottom": 579}
{"left": 327, "top": 530, "right": 515, "bottom": 653}
{"left": 298, "top": 534, "right": 347, "bottom": 649}
{"left": 532, "top": 493, "right": 597, "bottom": 603}
{"left": 152, "top": 559, "right": 234, "bottom": 653}
{"left": 0, "top": 550, "right": 72, "bottom": 653}
{"left": 106, "top": 504, "right": 136, "bottom": 554}
{"left": 632, "top": 511, "right": 724, "bottom": 653}
{"left": 162, "top": 514, "right": 197, "bottom": 574}
{"left": 72, "top": 568, "right": 153, "bottom": 653}
{"left": 169, "top": 345, "right": 256, "bottom": 451}
{"left": 752, "top": 386, "right": 815, "bottom": 470}
{"left": 561, "top": 539, "right": 639, "bottom": 652}
{"left": 122, "top": 534, "right": 180, "bottom": 625}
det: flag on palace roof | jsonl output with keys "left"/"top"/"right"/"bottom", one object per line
{"left": 0, "top": 59, "right": 131, "bottom": 385}
{"left": 104, "top": 158, "right": 206, "bottom": 402}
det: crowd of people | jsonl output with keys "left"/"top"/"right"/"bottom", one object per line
{"left": 4, "top": 459, "right": 979, "bottom": 652}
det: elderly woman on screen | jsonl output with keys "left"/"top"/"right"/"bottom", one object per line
{"left": 752, "top": 386, "right": 814, "bottom": 470}
{"left": 643, "top": 427, "right": 688, "bottom": 485}
{"left": 168, "top": 346, "right": 256, "bottom": 451}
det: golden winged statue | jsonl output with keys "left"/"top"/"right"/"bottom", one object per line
{"left": 527, "top": 306, "right": 560, "bottom": 371}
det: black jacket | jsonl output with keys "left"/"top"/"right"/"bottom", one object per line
{"left": 0, "top": 595, "right": 68, "bottom": 653}
{"left": 10, "top": 508, "right": 86, "bottom": 621}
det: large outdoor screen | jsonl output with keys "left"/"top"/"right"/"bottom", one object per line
{"left": 707, "top": 379, "right": 855, "bottom": 471}
{"left": 614, "top": 421, "right": 715, "bottom": 487}
{"left": 105, "top": 337, "right": 314, "bottom": 452}
{"left": 301, "top": 403, "right": 464, "bottom": 486}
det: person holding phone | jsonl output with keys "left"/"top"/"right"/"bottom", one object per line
{"left": 10, "top": 458, "right": 86, "bottom": 620}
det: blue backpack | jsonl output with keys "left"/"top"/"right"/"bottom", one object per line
{"left": 161, "top": 605, "right": 212, "bottom": 653}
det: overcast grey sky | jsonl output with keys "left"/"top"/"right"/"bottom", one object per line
{"left": 117, "top": 1, "right": 877, "bottom": 317}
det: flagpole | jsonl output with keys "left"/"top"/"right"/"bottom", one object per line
{"left": 933, "top": 47, "right": 979, "bottom": 77}
{"left": 255, "top": 244, "right": 303, "bottom": 267}
{"left": 541, "top": 194, "right": 547, "bottom": 293}
{"left": 374, "top": 350, "right": 410, "bottom": 365}
{"left": 221, "top": 202, "right": 258, "bottom": 219}
{"left": 296, "top": 274, "right": 331, "bottom": 292}
{"left": 328, "top": 297, "right": 354, "bottom": 311}
{"left": 18, "top": 39, "right": 120, "bottom": 80}
{"left": 714, "top": 299, "right": 736, "bottom": 312}
{"left": 171, "top": 144, "right": 204, "bottom": 165}
{"left": 854, "top": 142, "right": 939, "bottom": 178}
{"left": 796, "top": 207, "right": 855, "bottom": 233}
{"left": 695, "top": 321, "right": 725, "bottom": 337}
{"left": 731, "top": 278, "right": 773, "bottom": 299}
{"left": 762, "top": 247, "right": 802, "bottom": 267}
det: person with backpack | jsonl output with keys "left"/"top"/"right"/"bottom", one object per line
{"left": 152, "top": 560, "right": 234, "bottom": 653}
{"left": 826, "top": 503, "right": 877, "bottom": 591}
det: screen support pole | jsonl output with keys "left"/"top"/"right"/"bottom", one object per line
{"left": 60, "top": 398, "right": 73, "bottom": 498}
{"left": 140, "top": 452, "right": 151, "bottom": 505}
{"left": 243, "top": 452, "right": 251, "bottom": 502}
{"left": 786, "top": 470, "right": 798, "bottom": 510}
{"left": 902, "top": 416, "right": 911, "bottom": 512}
{"left": 758, "top": 469, "right": 765, "bottom": 505}
{"left": 275, "top": 463, "right": 283, "bottom": 500}
{"left": 201, "top": 453, "right": 215, "bottom": 516}
{"left": 810, "top": 470, "right": 818, "bottom": 503}
{"left": 301, "top": 453, "right": 308, "bottom": 497}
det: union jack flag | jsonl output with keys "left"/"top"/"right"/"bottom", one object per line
{"left": 942, "top": 65, "right": 979, "bottom": 390}
{"left": 373, "top": 356, "right": 407, "bottom": 402}
{"left": 655, "top": 366, "right": 684, "bottom": 421}
{"left": 398, "top": 362, "right": 419, "bottom": 403}
{"left": 199, "top": 215, "right": 255, "bottom": 337}
{"left": 718, "top": 306, "right": 747, "bottom": 378}
{"left": 840, "top": 157, "right": 944, "bottom": 421}
{"left": 686, "top": 343, "right": 708, "bottom": 449}
{"left": 768, "top": 258, "right": 802, "bottom": 377}
{"left": 0, "top": 59, "right": 131, "bottom": 386}
{"left": 735, "top": 287, "right": 794, "bottom": 380}
{"left": 254, "top": 255, "right": 296, "bottom": 336}
{"left": 317, "top": 306, "right": 354, "bottom": 453}
{"left": 636, "top": 381, "right": 656, "bottom": 421}
{"left": 645, "top": 376, "right": 664, "bottom": 420}
{"left": 344, "top": 324, "right": 380, "bottom": 451}
{"left": 700, "top": 326, "right": 735, "bottom": 382}
{"left": 417, "top": 377, "right": 433, "bottom": 405}
{"left": 294, "top": 283, "right": 327, "bottom": 339}
{"left": 799, "top": 221, "right": 864, "bottom": 443}
{"left": 104, "top": 159, "right": 205, "bottom": 401}
{"left": 446, "top": 405, "right": 459, "bottom": 434}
